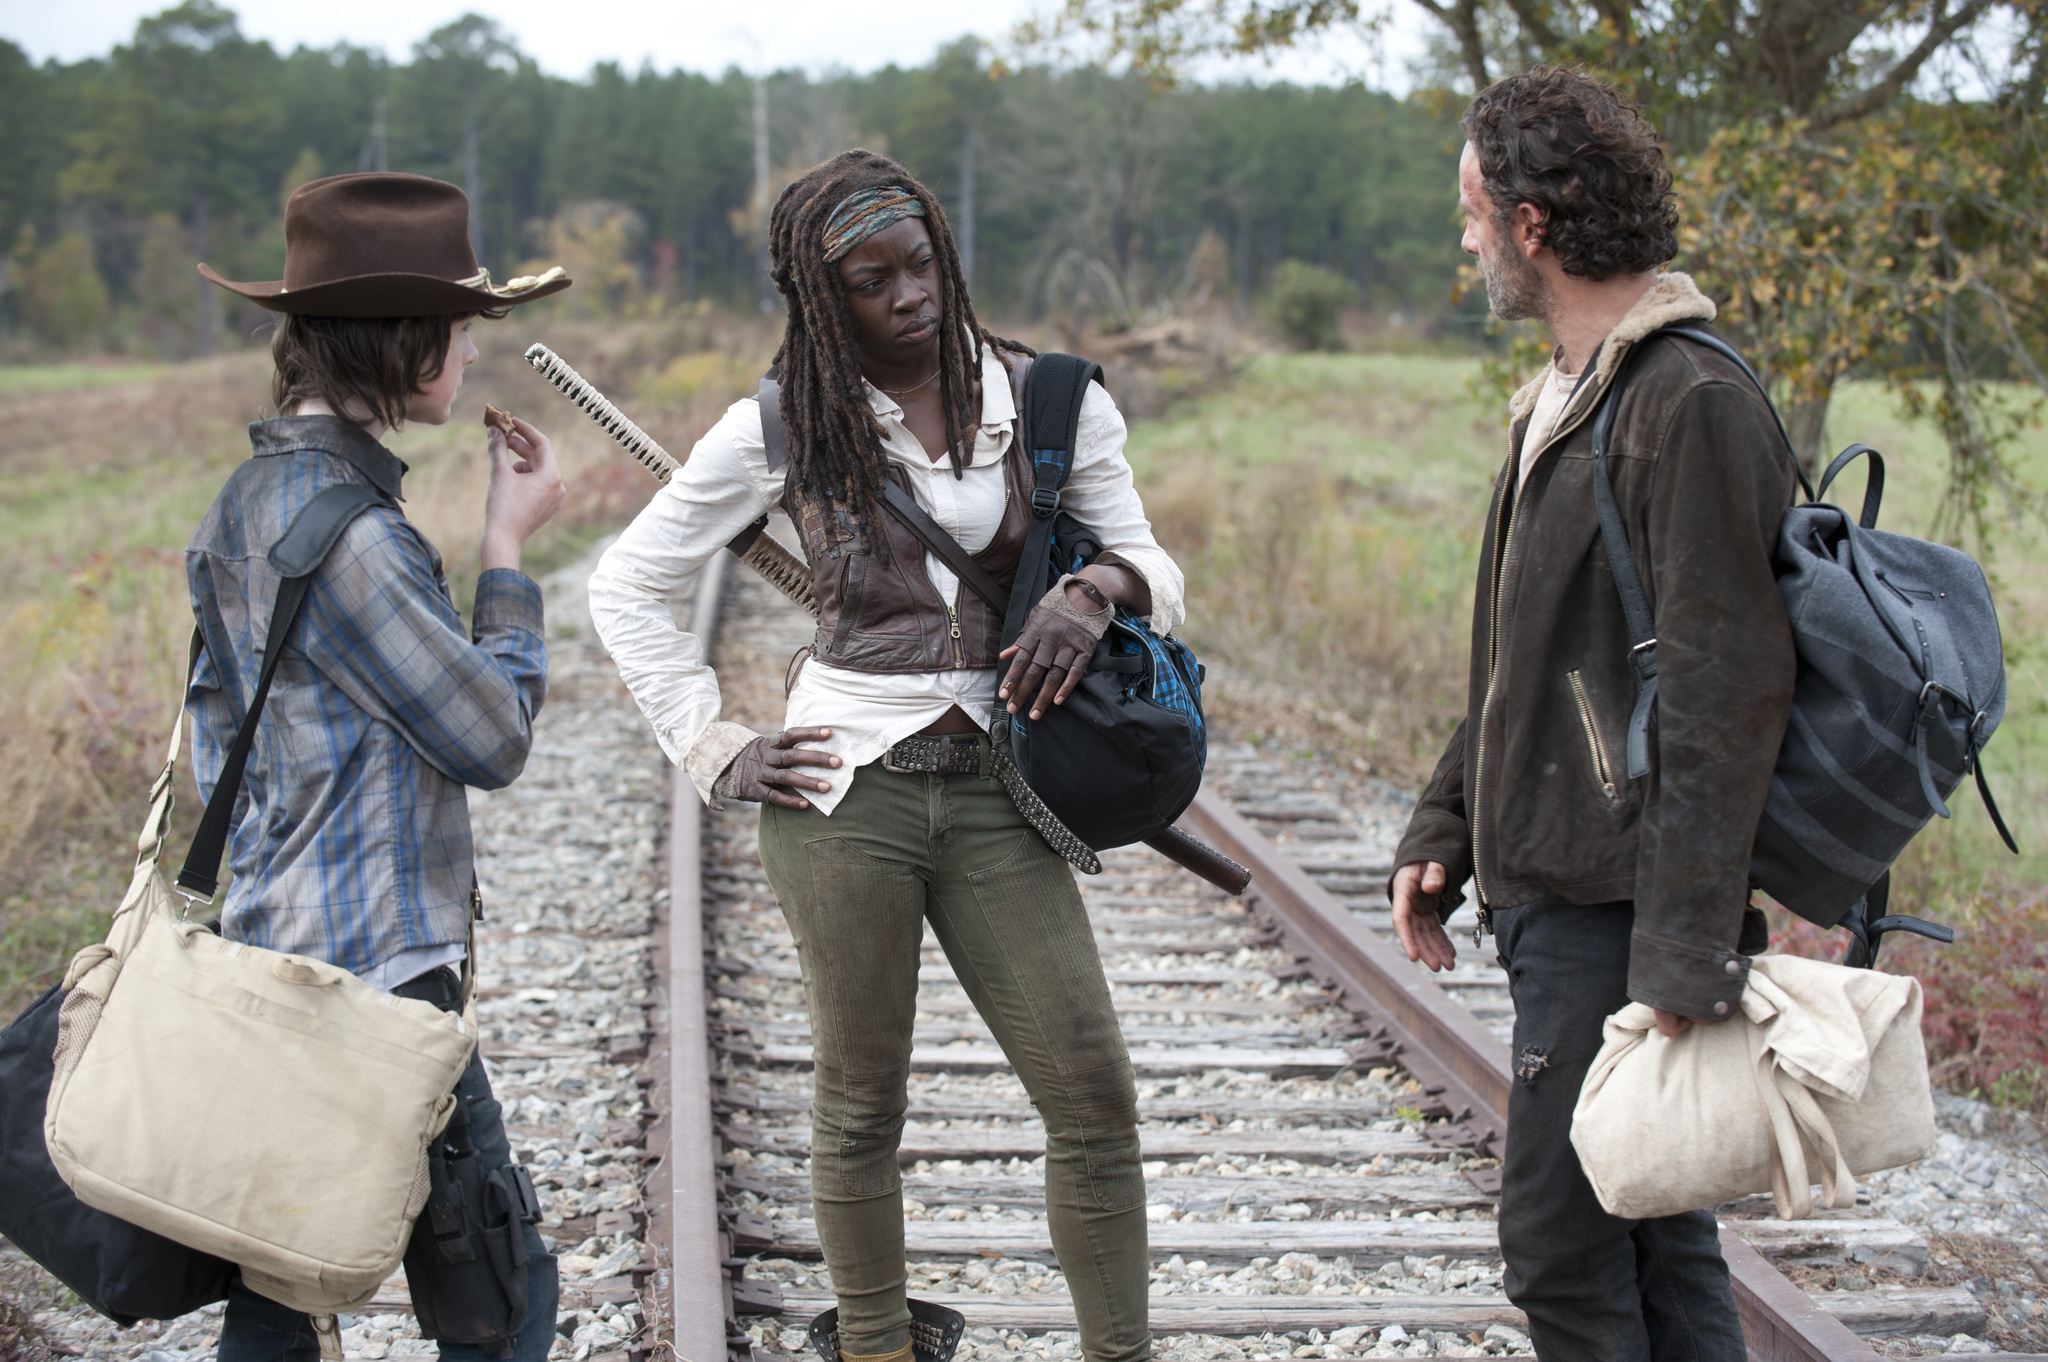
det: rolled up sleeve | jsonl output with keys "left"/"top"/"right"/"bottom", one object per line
{"left": 587, "top": 401, "right": 775, "bottom": 795}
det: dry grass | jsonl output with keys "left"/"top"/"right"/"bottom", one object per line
{"left": 1124, "top": 352, "right": 1499, "bottom": 782}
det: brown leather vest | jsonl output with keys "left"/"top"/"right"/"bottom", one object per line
{"left": 768, "top": 356, "right": 1036, "bottom": 674}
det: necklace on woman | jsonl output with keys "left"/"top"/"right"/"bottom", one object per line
{"left": 878, "top": 366, "right": 941, "bottom": 398}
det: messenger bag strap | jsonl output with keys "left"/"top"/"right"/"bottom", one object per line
{"left": 176, "top": 483, "right": 392, "bottom": 901}
{"left": 135, "top": 632, "right": 207, "bottom": 869}
{"left": 757, "top": 366, "right": 1012, "bottom": 612}
{"left": 880, "top": 481, "right": 1009, "bottom": 612}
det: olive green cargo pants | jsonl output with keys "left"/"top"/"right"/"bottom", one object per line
{"left": 758, "top": 751, "right": 1150, "bottom": 1362}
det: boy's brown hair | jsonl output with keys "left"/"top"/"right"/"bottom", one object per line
{"left": 269, "top": 313, "right": 474, "bottom": 430}
{"left": 1462, "top": 68, "right": 1679, "bottom": 282}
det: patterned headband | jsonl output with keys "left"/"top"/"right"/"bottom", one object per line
{"left": 820, "top": 186, "right": 928, "bottom": 263}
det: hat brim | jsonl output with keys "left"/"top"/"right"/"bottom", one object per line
{"left": 197, "top": 263, "right": 572, "bottom": 317}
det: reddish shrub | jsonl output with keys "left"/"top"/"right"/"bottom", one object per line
{"left": 1768, "top": 890, "right": 2048, "bottom": 1114}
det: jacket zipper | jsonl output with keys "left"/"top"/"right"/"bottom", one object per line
{"left": 947, "top": 603, "right": 963, "bottom": 667}
{"left": 1567, "top": 669, "right": 1619, "bottom": 802}
{"left": 1470, "top": 474, "right": 1523, "bottom": 917}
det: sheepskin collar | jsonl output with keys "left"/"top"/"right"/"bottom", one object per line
{"left": 1508, "top": 271, "right": 1717, "bottom": 424}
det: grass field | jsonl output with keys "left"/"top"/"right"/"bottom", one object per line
{"left": 3, "top": 334, "right": 2044, "bottom": 1106}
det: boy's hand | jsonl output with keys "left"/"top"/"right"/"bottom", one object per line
{"left": 481, "top": 417, "right": 565, "bottom": 572}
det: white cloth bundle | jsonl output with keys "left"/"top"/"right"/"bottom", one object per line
{"left": 1570, "top": 953, "right": 1935, "bottom": 1220}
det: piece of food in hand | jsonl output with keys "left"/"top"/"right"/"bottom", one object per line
{"left": 484, "top": 403, "right": 516, "bottom": 436}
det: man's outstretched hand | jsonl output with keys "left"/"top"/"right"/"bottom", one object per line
{"left": 1391, "top": 859, "right": 1704, "bottom": 1033}
{"left": 1390, "top": 860, "right": 1457, "bottom": 972}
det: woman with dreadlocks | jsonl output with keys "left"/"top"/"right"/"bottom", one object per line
{"left": 588, "top": 149, "right": 1177, "bottom": 1362}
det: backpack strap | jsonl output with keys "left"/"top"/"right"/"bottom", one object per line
{"left": 176, "top": 482, "right": 392, "bottom": 901}
{"left": 1001, "top": 353, "right": 1104, "bottom": 651}
{"left": 1815, "top": 442, "right": 1885, "bottom": 529}
{"left": 1588, "top": 326, "right": 1804, "bottom": 780}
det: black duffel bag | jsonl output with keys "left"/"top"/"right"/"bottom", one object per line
{"left": 0, "top": 984, "right": 234, "bottom": 1324}
{"left": 876, "top": 353, "right": 1208, "bottom": 851}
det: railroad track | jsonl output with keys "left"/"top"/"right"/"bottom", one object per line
{"left": 0, "top": 535, "right": 2015, "bottom": 1362}
{"left": 646, "top": 534, "right": 2012, "bottom": 1362}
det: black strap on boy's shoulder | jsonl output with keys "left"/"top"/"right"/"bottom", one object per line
{"left": 1585, "top": 326, "right": 1805, "bottom": 782}
{"left": 176, "top": 482, "right": 392, "bottom": 900}
{"left": 1000, "top": 353, "right": 1104, "bottom": 650}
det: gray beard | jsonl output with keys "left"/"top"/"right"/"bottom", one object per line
{"left": 1482, "top": 247, "right": 1549, "bottom": 323}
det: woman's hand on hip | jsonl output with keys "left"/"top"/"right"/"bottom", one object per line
{"left": 714, "top": 727, "right": 841, "bottom": 808}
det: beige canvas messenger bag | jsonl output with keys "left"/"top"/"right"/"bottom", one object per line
{"left": 1570, "top": 952, "right": 1934, "bottom": 1221}
{"left": 45, "top": 488, "right": 477, "bottom": 1317}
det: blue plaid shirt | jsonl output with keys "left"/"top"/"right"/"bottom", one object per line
{"left": 186, "top": 417, "right": 547, "bottom": 977}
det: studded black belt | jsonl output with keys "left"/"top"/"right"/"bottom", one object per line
{"left": 883, "top": 732, "right": 992, "bottom": 776}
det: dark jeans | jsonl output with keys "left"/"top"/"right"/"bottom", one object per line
{"left": 217, "top": 968, "right": 558, "bottom": 1362}
{"left": 1491, "top": 898, "right": 1745, "bottom": 1362}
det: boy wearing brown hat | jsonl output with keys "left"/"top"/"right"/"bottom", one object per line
{"left": 192, "top": 172, "right": 571, "bottom": 1362}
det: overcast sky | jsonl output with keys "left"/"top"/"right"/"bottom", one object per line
{"left": 1, "top": 0, "right": 1431, "bottom": 90}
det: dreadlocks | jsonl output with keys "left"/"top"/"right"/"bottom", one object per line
{"left": 769, "top": 148, "right": 1032, "bottom": 535}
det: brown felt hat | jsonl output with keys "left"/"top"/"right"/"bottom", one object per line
{"left": 198, "top": 172, "right": 572, "bottom": 317}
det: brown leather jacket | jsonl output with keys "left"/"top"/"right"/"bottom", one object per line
{"left": 1391, "top": 274, "right": 1801, "bottom": 1020}
{"left": 773, "top": 354, "right": 1037, "bottom": 674}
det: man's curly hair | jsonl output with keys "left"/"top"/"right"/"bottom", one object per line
{"left": 1462, "top": 68, "right": 1678, "bottom": 281}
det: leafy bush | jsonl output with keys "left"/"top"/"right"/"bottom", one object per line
{"left": 1266, "top": 261, "right": 1356, "bottom": 352}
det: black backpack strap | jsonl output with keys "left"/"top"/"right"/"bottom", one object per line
{"left": 176, "top": 483, "right": 392, "bottom": 900}
{"left": 1840, "top": 871, "right": 1956, "bottom": 968}
{"left": 1815, "top": 442, "right": 1886, "bottom": 529}
{"left": 1589, "top": 326, "right": 1807, "bottom": 780}
{"left": 1000, "top": 353, "right": 1103, "bottom": 650}
{"left": 1588, "top": 350, "right": 1665, "bottom": 782}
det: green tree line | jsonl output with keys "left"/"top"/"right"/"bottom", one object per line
{"left": 0, "top": 0, "right": 1481, "bottom": 357}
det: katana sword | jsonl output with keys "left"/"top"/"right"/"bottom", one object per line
{"left": 523, "top": 342, "right": 816, "bottom": 615}
{"left": 524, "top": 341, "right": 1249, "bottom": 895}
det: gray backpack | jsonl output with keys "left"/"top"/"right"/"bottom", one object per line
{"left": 1590, "top": 327, "right": 2017, "bottom": 965}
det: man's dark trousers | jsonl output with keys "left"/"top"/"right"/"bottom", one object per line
{"left": 1492, "top": 897, "right": 1746, "bottom": 1361}
{"left": 216, "top": 967, "right": 559, "bottom": 1362}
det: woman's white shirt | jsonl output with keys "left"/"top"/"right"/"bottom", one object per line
{"left": 586, "top": 344, "right": 1184, "bottom": 814}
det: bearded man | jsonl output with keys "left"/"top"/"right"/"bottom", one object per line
{"left": 1388, "top": 69, "right": 1801, "bottom": 1358}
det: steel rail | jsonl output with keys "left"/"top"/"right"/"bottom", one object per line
{"left": 669, "top": 551, "right": 732, "bottom": 1362}
{"left": 1178, "top": 787, "right": 1882, "bottom": 1362}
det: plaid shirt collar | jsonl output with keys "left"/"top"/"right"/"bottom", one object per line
{"left": 248, "top": 416, "right": 408, "bottom": 501}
